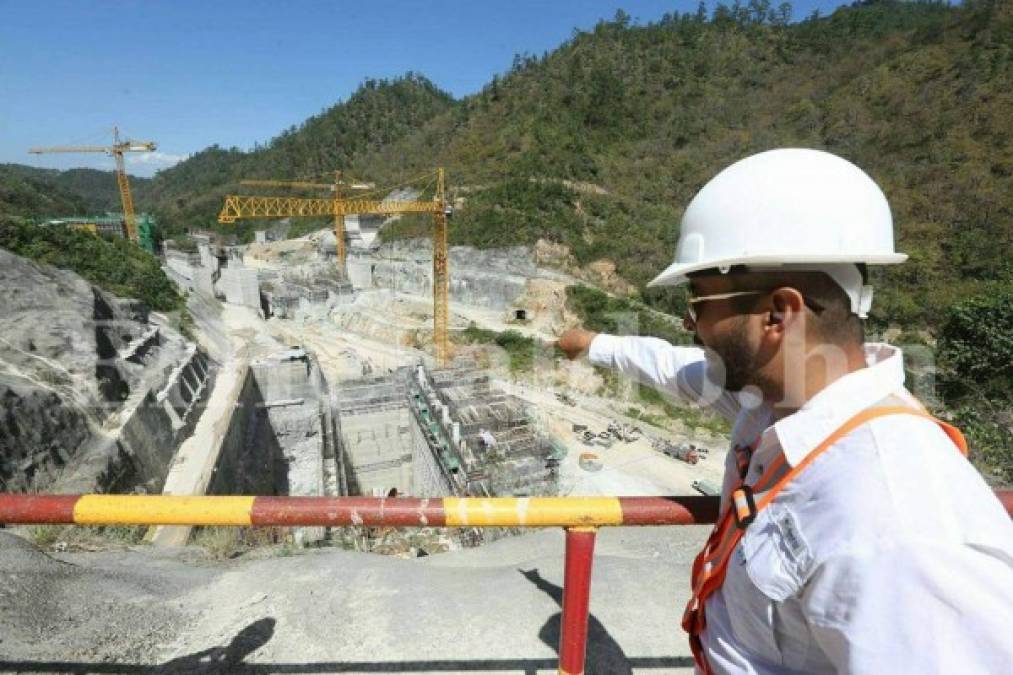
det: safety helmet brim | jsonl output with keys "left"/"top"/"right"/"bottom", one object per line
{"left": 647, "top": 252, "right": 908, "bottom": 288}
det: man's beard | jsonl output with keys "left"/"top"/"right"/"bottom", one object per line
{"left": 701, "top": 324, "right": 759, "bottom": 392}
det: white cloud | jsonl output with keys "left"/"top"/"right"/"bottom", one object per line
{"left": 126, "top": 151, "right": 187, "bottom": 168}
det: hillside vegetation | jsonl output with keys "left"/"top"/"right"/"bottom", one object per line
{"left": 113, "top": 0, "right": 1010, "bottom": 330}
{"left": 368, "top": 0, "right": 1012, "bottom": 328}
{"left": 141, "top": 73, "right": 455, "bottom": 241}
{"left": 0, "top": 164, "right": 149, "bottom": 218}
{"left": 0, "top": 218, "right": 181, "bottom": 311}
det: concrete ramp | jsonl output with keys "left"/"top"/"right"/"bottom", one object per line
{"left": 149, "top": 352, "right": 250, "bottom": 547}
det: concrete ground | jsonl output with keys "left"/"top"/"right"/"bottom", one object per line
{"left": 0, "top": 525, "right": 707, "bottom": 674}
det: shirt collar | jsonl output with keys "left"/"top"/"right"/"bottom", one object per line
{"left": 771, "top": 343, "right": 908, "bottom": 467}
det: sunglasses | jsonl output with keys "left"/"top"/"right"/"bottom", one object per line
{"left": 685, "top": 290, "right": 824, "bottom": 324}
{"left": 685, "top": 290, "right": 765, "bottom": 323}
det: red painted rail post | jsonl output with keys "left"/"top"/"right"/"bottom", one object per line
{"left": 559, "top": 526, "right": 597, "bottom": 675}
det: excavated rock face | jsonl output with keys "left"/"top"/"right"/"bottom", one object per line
{"left": 1, "top": 251, "right": 102, "bottom": 398}
{"left": 0, "top": 249, "right": 207, "bottom": 494}
{"left": 534, "top": 239, "right": 637, "bottom": 295}
{"left": 0, "top": 250, "right": 122, "bottom": 491}
{"left": 0, "top": 380, "right": 93, "bottom": 490}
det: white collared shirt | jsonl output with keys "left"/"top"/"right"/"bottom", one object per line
{"left": 589, "top": 335, "right": 1013, "bottom": 674}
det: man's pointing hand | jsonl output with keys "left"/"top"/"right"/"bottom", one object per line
{"left": 555, "top": 329, "right": 597, "bottom": 360}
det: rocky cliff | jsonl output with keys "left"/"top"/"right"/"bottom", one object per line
{"left": 0, "top": 249, "right": 211, "bottom": 494}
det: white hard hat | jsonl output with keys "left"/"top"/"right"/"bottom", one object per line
{"left": 649, "top": 148, "right": 907, "bottom": 316}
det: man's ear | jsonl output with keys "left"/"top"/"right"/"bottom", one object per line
{"left": 767, "top": 288, "right": 804, "bottom": 332}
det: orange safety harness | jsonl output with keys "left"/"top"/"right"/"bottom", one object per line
{"left": 682, "top": 405, "right": 968, "bottom": 674}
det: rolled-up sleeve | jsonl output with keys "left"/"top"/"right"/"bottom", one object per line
{"left": 588, "top": 334, "right": 740, "bottom": 422}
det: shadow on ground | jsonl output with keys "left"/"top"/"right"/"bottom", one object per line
{"left": 0, "top": 605, "right": 693, "bottom": 674}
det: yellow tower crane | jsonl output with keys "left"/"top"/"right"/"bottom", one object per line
{"left": 219, "top": 169, "right": 451, "bottom": 366}
{"left": 239, "top": 171, "right": 373, "bottom": 275}
{"left": 28, "top": 127, "right": 156, "bottom": 242}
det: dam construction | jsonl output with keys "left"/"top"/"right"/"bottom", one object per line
{"left": 0, "top": 218, "right": 728, "bottom": 672}
{"left": 149, "top": 228, "right": 728, "bottom": 542}
{"left": 1, "top": 127, "right": 732, "bottom": 675}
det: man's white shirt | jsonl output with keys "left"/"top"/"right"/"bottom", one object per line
{"left": 589, "top": 335, "right": 1013, "bottom": 674}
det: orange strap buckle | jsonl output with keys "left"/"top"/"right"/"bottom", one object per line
{"left": 731, "top": 485, "right": 757, "bottom": 529}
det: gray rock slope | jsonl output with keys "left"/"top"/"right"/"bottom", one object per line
{"left": 0, "top": 249, "right": 201, "bottom": 495}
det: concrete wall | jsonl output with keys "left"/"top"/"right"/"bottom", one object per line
{"left": 209, "top": 360, "right": 316, "bottom": 496}
{"left": 208, "top": 356, "right": 326, "bottom": 544}
{"left": 334, "top": 375, "right": 418, "bottom": 497}
{"left": 348, "top": 242, "right": 531, "bottom": 310}
{"left": 197, "top": 243, "right": 219, "bottom": 271}
{"left": 253, "top": 359, "right": 312, "bottom": 402}
{"left": 209, "top": 368, "right": 264, "bottom": 495}
{"left": 113, "top": 390, "right": 181, "bottom": 489}
{"left": 193, "top": 267, "right": 216, "bottom": 297}
{"left": 346, "top": 257, "right": 375, "bottom": 290}
{"left": 218, "top": 267, "right": 262, "bottom": 311}
{"left": 163, "top": 264, "right": 194, "bottom": 293}
{"left": 158, "top": 348, "right": 209, "bottom": 422}
{"left": 114, "top": 347, "right": 213, "bottom": 493}
{"left": 211, "top": 358, "right": 324, "bottom": 498}
{"left": 410, "top": 420, "right": 455, "bottom": 497}
{"left": 340, "top": 411, "right": 413, "bottom": 496}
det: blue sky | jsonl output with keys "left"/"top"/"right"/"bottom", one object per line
{"left": 1, "top": 0, "right": 856, "bottom": 177}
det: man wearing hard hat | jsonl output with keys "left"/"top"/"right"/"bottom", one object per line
{"left": 557, "top": 149, "right": 1013, "bottom": 673}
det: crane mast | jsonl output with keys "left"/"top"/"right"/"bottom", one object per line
{"left": 334, "top": 170, "right": 346, "bottom": 279}
{"left": 432, "top": 168, "right": 449, "bottom": 367}
{"left": 28, "top": 126, "right": 155, "bottom": 242}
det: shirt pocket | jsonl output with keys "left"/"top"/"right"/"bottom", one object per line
{"left": 743, "top": 503, "right": 813, "bottom": 600}
{"left": 733, "top": 505, "right": 816, "bottom": 670}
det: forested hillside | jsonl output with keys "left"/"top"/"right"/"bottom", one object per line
{"left": 0, "top": 217, "right": 180, "bottom": 311}
{"left": 12, "top": 2, "right": 1009, "bottom": 317}
{"left": 0, "top": 165, "right": 147, "bottom": 219}
{"left": 140, "top": 72, "right": 455, "bottom": 236}
{"left": 118, "top": 0, "right": 1010, "bottom": 331}
{"left": 368, "top": 0, "right": 1011, "bottom": 327}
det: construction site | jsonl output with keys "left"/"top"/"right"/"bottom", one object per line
{"left": 2, "top": 162, "right": 725, "bottom": 545}
{"left": 0, "top": 142, "right": 729, "bottom": 668}
{"left": 146, "top": 172, "right": 727, "bottom": 553}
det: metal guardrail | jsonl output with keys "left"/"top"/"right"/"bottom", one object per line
{"left": 2, "top": 492, "right": 1010, "bottom": 674}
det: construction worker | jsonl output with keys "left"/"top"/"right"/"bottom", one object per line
{"left": 557, "top": 149, "right": 1013, "bottom": 673}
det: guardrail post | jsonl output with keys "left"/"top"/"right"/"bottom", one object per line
{"left": 559, "top": 525, "right": 597, "bottom": 675}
